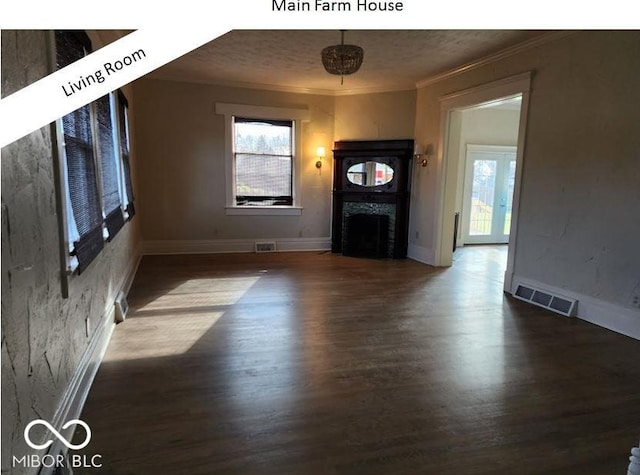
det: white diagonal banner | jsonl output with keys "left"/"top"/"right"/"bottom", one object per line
{"left": 0, "top": 27, "right": 228, "bottom": 148}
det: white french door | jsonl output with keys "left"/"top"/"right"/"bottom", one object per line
{"left": 462, "top": 145, "right": 517, "bottom": 244}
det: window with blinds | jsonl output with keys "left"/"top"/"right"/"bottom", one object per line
{"left": 56, "top": 31, "right": 104, "bottom": 273}
{"left": 96, "top": 94, "right": 125, "bottom": 240}
{"left": 55, "top": 30, "right": 136, "bottom": 277}
{"left": 233, "top": 117, "right": 293, "bottom": 206}
{"left": 117, "top": 91, "right": 135, "bottom": 219}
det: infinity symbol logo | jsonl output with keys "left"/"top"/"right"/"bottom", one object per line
{"left": 24, "top": 419, "right": 92, "bottom": 450}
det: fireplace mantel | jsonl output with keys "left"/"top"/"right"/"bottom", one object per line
{"left": 331, "top": 139, "right": 413, "bottom": 258}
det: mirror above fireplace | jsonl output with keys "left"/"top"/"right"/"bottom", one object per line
{"left": 346, "top": 161, "right": 394, "bottom": 187}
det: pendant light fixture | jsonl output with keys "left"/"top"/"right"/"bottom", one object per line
{"left": 321, "top": 30, "right": 364, "bottom": 85}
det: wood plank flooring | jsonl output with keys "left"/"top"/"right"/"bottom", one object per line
{"left": 76, "top": 248, "right": 640, "bottom": 474}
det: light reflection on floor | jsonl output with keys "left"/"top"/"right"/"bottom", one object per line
{"left": 135, "top": 276, "right": 261, "bottom": 312}
{"left": 106, "top": 276, "right": 262, "bottom": 362}
{"left": 444, "top": 245, "right": 508, "bottom": 396}
{"left": 104, "top": 311, "right": 226, "bottom": 362}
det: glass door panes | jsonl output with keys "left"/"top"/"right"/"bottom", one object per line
{"left": 469, "top": 159, "right": 497, "bottom": 236}
{"left": 462, "top": 146, "right": 517, "bottom": 244}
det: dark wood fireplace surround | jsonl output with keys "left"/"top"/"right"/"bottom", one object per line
{"left": 331, "top": 139, "right": 413, "bottom": 258}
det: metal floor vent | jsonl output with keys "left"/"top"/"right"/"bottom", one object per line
{"left": 255, "top": 241, "right": 276, "bottom": 253}
{"left": 513, "top": 284, "right": 577, "bottom": 317}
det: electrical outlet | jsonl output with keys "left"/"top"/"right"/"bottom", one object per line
{"left": 631, "top": 295, "right": 640, "bottom": 309}
{"left": 85, "top": 317, "right": 91, "bottom": 337}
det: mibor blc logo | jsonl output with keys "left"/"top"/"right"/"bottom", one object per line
{"left": 25, "top": 419, "right": 92, "bottom": 450}
{"left": 13, "top": 419, "right": 102, "bottom": 470}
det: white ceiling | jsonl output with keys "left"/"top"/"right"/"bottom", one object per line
{"left": 148, "top": 30, "right": 551, "bottom": 95}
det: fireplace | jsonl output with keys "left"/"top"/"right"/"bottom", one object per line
{"left": 343, "top": 213, "right": 389, "bottom": 258}
{"left": 331, "top": 140, "right": 413, "bottom": 259}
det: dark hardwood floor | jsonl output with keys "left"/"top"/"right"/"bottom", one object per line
{"left": 76, "top": 247, "right": 640, "bottom": 474}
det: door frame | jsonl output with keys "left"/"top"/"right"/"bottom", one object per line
{"left": 461, "top": 144, "right": 517, "bottom": 245}
{"left": 432, "top": 72, "right": 532, "bottom": 292}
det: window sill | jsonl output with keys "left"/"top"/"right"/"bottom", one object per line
{"left": 225, "top": 206, "right": 303, "bottom": 216}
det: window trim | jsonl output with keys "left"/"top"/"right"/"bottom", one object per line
{"left": 53, "top": 116, "right": 80, "bottom": 276}
{"left": 115, "top": 90, "right": 135, "bottom": 220}
{"left": 216, "top": 103, "right": 310, "bottom": 216}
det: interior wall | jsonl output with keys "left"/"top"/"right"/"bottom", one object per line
{"left": 334, "top": 89, "right": 416, "bottom": 141}
{"left": 133, "top": 79, "right": 335, "bottom": 243}
{"left": 412, "top": 30, "right": 640, "bottom": 314}
{"left": 133, "top": 82, "right": 417, "bottom": 248}
{"left": 1, "top": 30, "right": 140, "bottom": 472}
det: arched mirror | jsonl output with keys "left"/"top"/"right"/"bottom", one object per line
{"left": 346, "top": 161, "right": 394, "bottom": 187}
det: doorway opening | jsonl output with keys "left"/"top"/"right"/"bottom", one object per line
{"left": 433, "top": 72, "right": 531, "bottom": 293}
{"left": 451, "top": 101, "right": 522, "bottom": 280}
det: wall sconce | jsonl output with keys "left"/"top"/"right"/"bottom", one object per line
{"left": 414, "top": 143, "right": 432, "bottom": 167}
{"left": 316, "top": 146, "right": 326, "bottom": 169}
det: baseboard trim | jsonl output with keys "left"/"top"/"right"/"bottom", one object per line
{"left": 43, "top": 308, "right": 115, "bottom": 474}
{"left": 39, "top": 247, "right": 142, "bottom": 474}
{"left": 511, "top": 276, "right": 640, "bottom": 340}
{"left": 121, "top": 250, "right": 142, "bottom": 296}
{"left": 503, "top": 269, "right": 514, "bottom": 293}
{"left": 407, "top": 243, "right": 435, "bottom": 266}
{"left": 143, "top": 237, "right": 332, "bottom": 255}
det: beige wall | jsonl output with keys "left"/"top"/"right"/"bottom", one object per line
{"left": 133, "top": 79, "right": 335, "bottom": 242}
{"left": 1, "top": 30, "right": 140, "bottom": 472}
{"left": 459, "top": 107, "right": 520, "bottom": 148}
{"left": 334, "top": 89, "right": 416, "bottom": 141}
{"left": 413, "top": 30, "right": 640, "bottom": 311}
{"left": 133, "top": 81, "right": 416, "bottom": 244}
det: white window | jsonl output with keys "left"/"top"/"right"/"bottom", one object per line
{"left": 115, "top": 91, "right": 135, "bottom": 220}
{"left": 234, "top": 117, "right": 293, "bottom": 206}
{"left": 216, "top": 103, "right": 309, "bottom": 216}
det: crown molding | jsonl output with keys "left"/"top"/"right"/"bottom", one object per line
{"left": 331, "top": 84, "right": 417, "bottom": 97}
{"left": 147, "top": 72, "right": 416, "bottom": 97}
{"left": 416, "top": 31, "right": 576, "bottom": 89}
{"left": 439, "top": 71, "right": 532, "bottom": 106}
{"left": 147, "top": 74, "right": 338, "bottom": 96}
